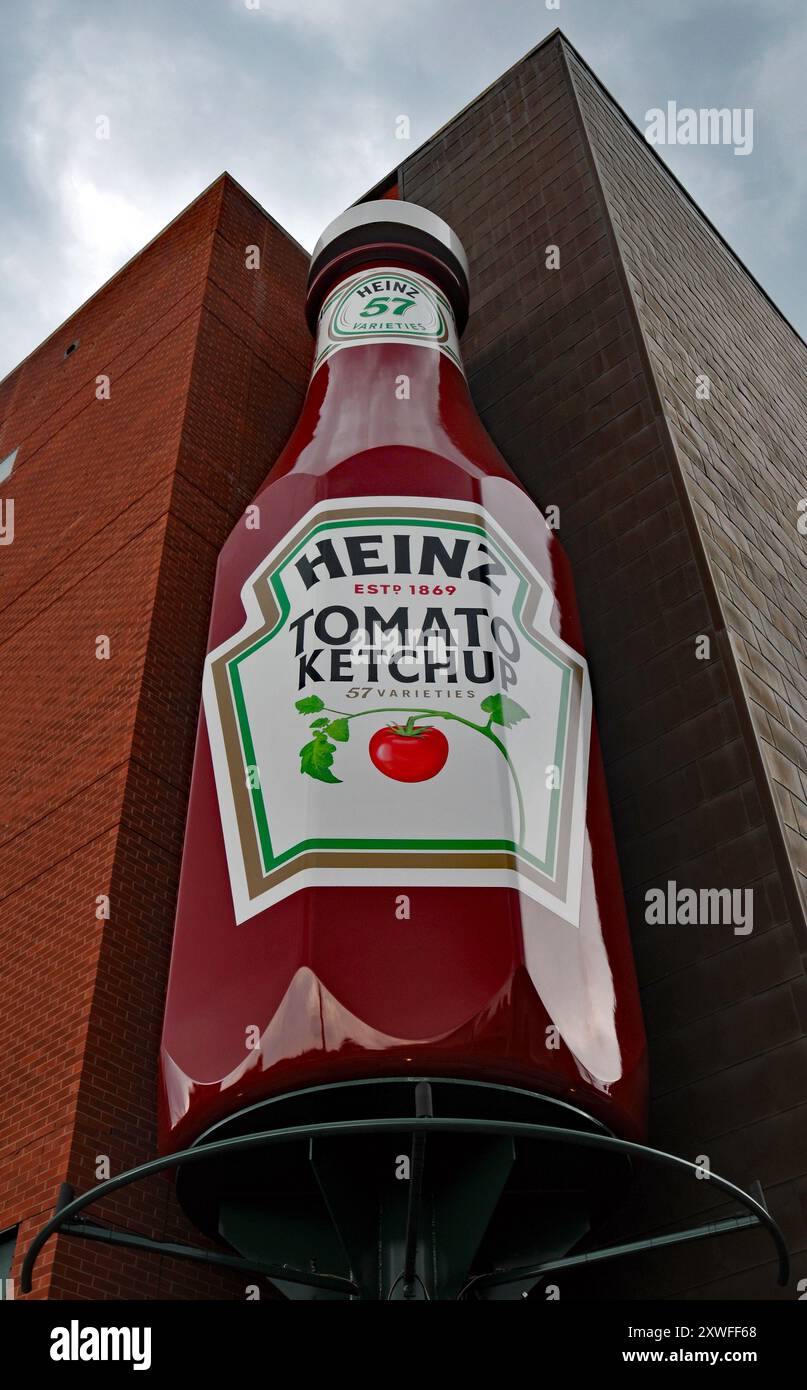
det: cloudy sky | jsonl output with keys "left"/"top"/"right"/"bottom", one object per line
{"left": 0, "top": 0, "right": 805, "bottom": 378}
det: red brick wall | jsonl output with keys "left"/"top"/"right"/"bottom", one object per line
{"left": 0, "top": 174, "right": 311, "bottom": 1298}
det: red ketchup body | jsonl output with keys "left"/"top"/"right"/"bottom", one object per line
{"left": 159, "top": 224, "right": 647, "bottom": 1155}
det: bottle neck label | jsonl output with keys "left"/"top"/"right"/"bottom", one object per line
{"left": 312, "top": 265, "right": 465, "bottom": 377}
{"left": 203, "top": 493, "right": 592, "bottom": 929}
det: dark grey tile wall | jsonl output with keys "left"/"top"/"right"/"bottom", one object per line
{"left": 401, "top": 32, "right": 806, "bottom": 1300}
{"left": 568, "top": 47, "right": 807, "bottom": 926}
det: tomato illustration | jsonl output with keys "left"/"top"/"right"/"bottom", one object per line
{"left": 369, "top": 718, "right": 449, "bottom": 783}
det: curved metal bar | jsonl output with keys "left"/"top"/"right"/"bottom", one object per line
{"left": 21, "top": 1114, "right": 789, "bottom": 1294}
{"left": 186, "top": 1074, "right": 616, "bottom": 1148}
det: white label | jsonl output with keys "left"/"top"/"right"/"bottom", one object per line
{"left": 204, "top": 496, "right": 592, "bottom": 926}
{"left": 312, "top": 266, "right": 464, "bottom": 374}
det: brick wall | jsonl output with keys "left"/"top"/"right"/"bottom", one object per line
{"left": 0, "top": 174, "right": 310, "bottom": 1298}
{"left": 568, "top": 48, "right": 807, "bottom": 921}
{"left": 401, "top": 32, "right": 806, "bottom": 1299}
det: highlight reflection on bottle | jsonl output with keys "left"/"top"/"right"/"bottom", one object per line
{"left": 159, "top": 200, "right": 647, "bottom": 1152}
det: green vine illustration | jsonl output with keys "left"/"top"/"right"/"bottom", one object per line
{"left": 294, "top": 692, "right": 530, "bottom": 845}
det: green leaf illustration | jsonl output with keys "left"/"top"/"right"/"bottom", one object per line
{"left": 296, "top": 695, "right": 325, "bottom": 714}
{"left": 480, "top": 694, "right": 529, "bottom": 729}
{"left": 299, "top": 734, "right": 341, "bottom": 783}
{"left": 310, "top": 717, "right": 329, "bottom": 728}
{"left": 326, "top": 718, "right": 350, "bottom": 743}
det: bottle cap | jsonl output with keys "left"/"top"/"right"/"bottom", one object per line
{"left": 307, "top": 200, "right": 470, "bottom": 333}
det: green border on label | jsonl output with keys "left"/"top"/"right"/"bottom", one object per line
{"left": 227, "top": 518, "right": 573, "bottom": 879}
{"left": 313, "top": 269, "right": 464, "bottom": 372}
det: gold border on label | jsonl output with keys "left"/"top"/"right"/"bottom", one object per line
{"left": 209, "top": 505, "right": 585, "bottom": 906}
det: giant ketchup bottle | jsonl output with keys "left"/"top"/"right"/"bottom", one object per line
{"left": 159, "top": 201, "right": 647, "bottom": 1171}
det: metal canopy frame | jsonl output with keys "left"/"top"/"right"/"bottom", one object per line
{"left": 20, "top": 1078, "right": 789, "bottom": 1298}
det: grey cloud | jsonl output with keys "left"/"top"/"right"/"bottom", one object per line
{"left": 0, "top": 0, "right": 804, "bottom": 379}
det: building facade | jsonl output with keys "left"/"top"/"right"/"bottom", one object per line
{"left": 0, "top": 176, "right": 311, "bottom": 1299}
{"left": 1, "top": 31, "right": 805, "bottom": 1299}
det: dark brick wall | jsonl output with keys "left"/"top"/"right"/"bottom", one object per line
{"left": 568, "top": 48, "right": 807, "bottom": 922}
{"left": 401, "top": 32, "right": 806, "bottom": 1299}
{"left": 0, "top": 174, "right": 310, "bottom": 1298}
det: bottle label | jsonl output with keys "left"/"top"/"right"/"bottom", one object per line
{"left": 312, "top": 266, "right": 465, "bottom": 375}
{"left": 204, "top": 496, "right": 592, "bottom": 927}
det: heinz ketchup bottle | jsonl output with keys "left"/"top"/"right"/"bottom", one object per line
{"left": 159, "top": 201, "right": 647, "bottom": 1185}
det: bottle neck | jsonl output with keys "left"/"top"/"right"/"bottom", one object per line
{"left": 309, "top": 260, "right": 467, "bottom": 384}
{"left": 289, "top": 259, "right": 493, "bottom": 472}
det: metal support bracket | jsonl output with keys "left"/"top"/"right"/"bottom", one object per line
{"left": 20, "top": 1078, "right": 789, "bottom": 1298}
